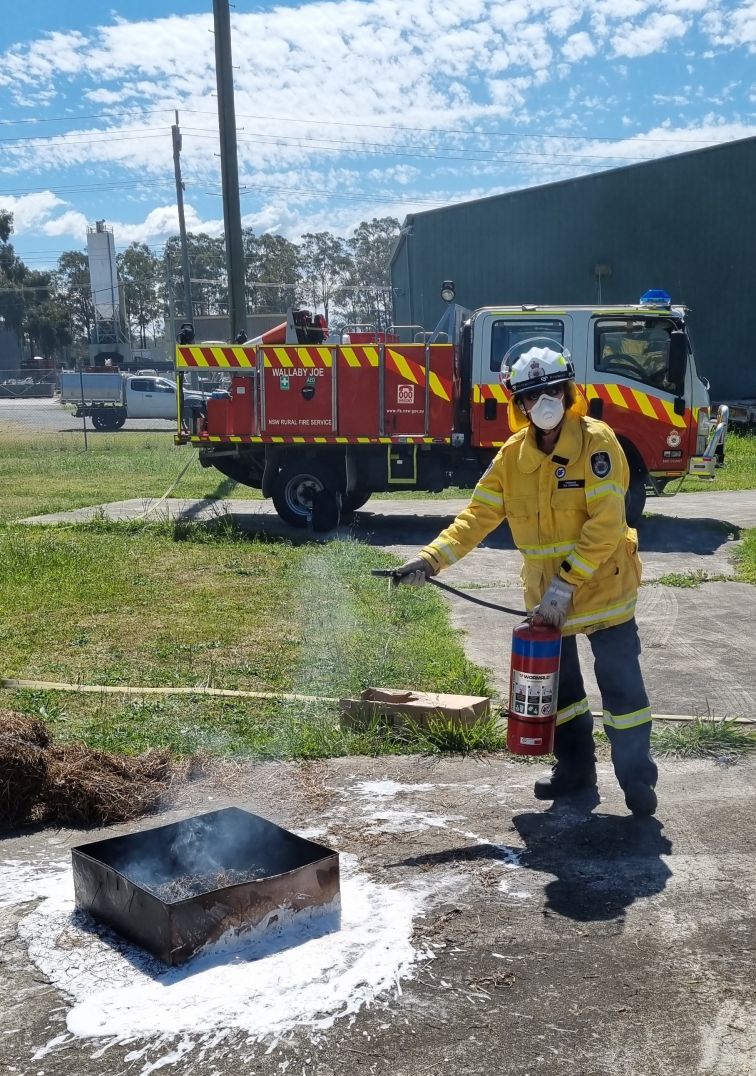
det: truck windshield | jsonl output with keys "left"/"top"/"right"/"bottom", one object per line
{"left": 490, "top": 319, "right": 563, "bottom": 372}
{"left": 594, "top": 318, "right": 681, "bottom": 393}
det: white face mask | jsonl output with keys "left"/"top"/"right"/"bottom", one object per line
{"left": 529, "top": 394, "right": 565, "bottom": 430}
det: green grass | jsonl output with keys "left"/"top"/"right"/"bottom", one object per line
{"left": 652, "top": 718, "right": 756, "bottom": 758}
{"left": 680, "top": 430, "right": 756, "bottom": 493}
{"left": 734, "top": 528, "right": 756, "bottom": 584}
{"left": 403, "top": 714, "right": 506, "bottom": 754}
{"left": 652, "top": 569, "right": 730, "bottom": 588}
{"left": 2, "top": 423, "right": 753, "bottom": 524}
{"left": 0, "top": 520, "right": 492, "bottom": 757}
{"left": 0, "top": 430, "right": 259, "bottom": 522}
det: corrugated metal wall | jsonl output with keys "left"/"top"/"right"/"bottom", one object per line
{"left": 390, "top": 137, "right": 756, "bottom": 400}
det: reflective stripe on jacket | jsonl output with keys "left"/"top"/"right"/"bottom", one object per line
{"left": 420, "top": 414, "right": 642, "bottom": 636}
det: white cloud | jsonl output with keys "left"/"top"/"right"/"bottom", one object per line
{"left": 39, "top": 209, "right": 89, "bottom": 240}
{"left": 704, "top": 1, "right": 756, "bottom": 51}
{"left": 0, "top": 191, "right": 65, "bottom": 233}
{"left": 562, "top": 31, "right": 596, "bottom": 60}
{"left": 0, "top": 0, "right": 753, "bottom": 249}
{"left": 611, "top": 12, "right": 688, "bottom": 57}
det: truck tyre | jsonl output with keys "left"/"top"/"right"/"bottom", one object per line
{"left": 272, "top": 461, "right": 341, "bottom": 528}
{"left": 341, "top": 489, "right": 371, "bottom": 513}
{"left": 91, "top": 409, "right": 126, "bottom": 431}
{"left": 625, "top": 469, "right": 647, "bottom": 526}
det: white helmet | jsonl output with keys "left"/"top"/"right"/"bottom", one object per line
{"left": 500, "top": 336, "right": 574, "bottom": 396}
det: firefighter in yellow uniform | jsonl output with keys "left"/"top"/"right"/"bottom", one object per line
{"left": 396, "top": 342, "right": 658, "bottom": 816}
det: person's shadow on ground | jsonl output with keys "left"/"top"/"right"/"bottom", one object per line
{"left": 513, "top": 793, "right": 673, "bottom": 923}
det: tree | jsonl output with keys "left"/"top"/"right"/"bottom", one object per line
{"left": 341, "top": 217, "right": 399, "bottom": 330}
{"left": 164, "top": 232, "right": 226, "bottom": 319}
{"left": 24, "top": 296, "right": 72, "bottom": 360}
{"left": 244, "top": 231, "right": 301, "bottom": 313}
{"left": 299, "top": 232, "right": 353, "bottom": 324}
{"left": 0, "top": 212, "right": 29, "bottom": 341}
{"left": 117, "top": 242, "right": 162, "bottom": 348}
{"left": 55, "top": 251, "right": 94, "bottom": 345}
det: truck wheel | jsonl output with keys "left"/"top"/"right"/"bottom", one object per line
{"left": 341, "top": 489, "right": 371, "bottom": 513}
{"left": 91, "top": 410, "right": 125, "bottom": 431}
{"left": 625, "top": 470, "right": 647, "bottom": 526}
{"left": 272, "top": 462, "right": 341, "bottom": 528}
{"left": 91, "top": 411, "right": 112, "bottom": 431}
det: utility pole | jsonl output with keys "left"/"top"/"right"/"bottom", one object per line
{"left": 171, "top": 110, "right": 193, "bottom": 324}
{"left": 212, "top": 0, "right": 247, "bottom": 340}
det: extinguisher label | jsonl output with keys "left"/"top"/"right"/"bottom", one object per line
{"left": 510, "top": 670, "right": 557, "bottom": 717}
{"left": 520, "top": 736, "right": 542, "bottom": 746}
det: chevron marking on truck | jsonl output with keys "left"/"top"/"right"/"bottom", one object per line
{"left": 385, "top": 347, "right": 452, "bottom": 402}
{"left": 176, "top": 345, "right": 257, "bottom": 368}
{"left": 191, "top": 435, "right": 451, "bottom": 445}
{"left": 585, "top": 384, "right": 688, "bottom": 427}
{"left": 473, "top": 381, "right": 689, "bottom": 429}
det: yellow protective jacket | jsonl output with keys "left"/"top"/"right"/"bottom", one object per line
{"left": 420, "top": 414, "right": 642, "bottom": 636}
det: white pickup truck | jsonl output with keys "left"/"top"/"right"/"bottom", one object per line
{"left": 60, "top": 370, "right": 206, "bottom": 431}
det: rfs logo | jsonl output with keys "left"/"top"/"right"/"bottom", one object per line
{"left": 397, "top": 384, "right": 415, "bottom": 404}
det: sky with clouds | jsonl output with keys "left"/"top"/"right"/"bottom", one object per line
{"left": 1, "top": 0, "right": 754, "bottom": 270}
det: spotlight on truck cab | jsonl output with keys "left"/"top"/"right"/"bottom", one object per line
{"left": 440, "top": 280, "right": 456, "bottom": 303}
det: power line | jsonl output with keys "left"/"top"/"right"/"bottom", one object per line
{"left": 205, "top": 108, "right": 732, "bottom": 146}
{"left": 231, "top": 182, "right": 445, "bottom": 208}
{"left": 0, "top": 108, "right": 178, "bottom": 127}
{"left": 0, "top": 179, "right": 173, "bottom": 198}
{"left": 188, "top": 128, "right": 658, "bottom": 166}
{"left": 0, "top": 129, "right": 169, "bottom": 148}
{"left": 0, "top": 102, "right": 726, "bottom": 146}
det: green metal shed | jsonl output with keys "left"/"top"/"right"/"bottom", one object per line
{"left": 390, "top": 136, "right": 756, "bottom": 401}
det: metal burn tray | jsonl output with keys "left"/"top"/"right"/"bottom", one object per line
{"left": 72, "top": 807, "right": 340, "bottom": 965}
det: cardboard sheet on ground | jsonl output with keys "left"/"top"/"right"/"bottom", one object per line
{"left": 341, "top": 687, "right": 490, "bottom": 729}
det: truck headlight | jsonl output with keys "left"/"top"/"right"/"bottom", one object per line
{"left": 696, "top": 408, "right": 710, "bottom": 455}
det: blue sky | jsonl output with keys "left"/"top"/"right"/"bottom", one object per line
{"left": 1, "top": 0, "right": 754, "bottom": 271}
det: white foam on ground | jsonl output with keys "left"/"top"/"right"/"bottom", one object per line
{"left": 0, "top": 858, "right": 69, "bottom": 907}
{"left": 360, "top": 808, "right": 466, "bottom": 832}
{"left": 352, "top": 780, "right": 436, "bottom": 799}
{"left": 8, "top": 855, "right": 436, "bottom": 1069}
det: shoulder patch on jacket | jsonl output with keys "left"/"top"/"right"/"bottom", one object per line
{"left": 590, "top": 451, "right": 612, "bottom": 478}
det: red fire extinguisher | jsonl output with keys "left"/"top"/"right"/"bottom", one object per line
{"left": 507, "top": 621, "right": 562, "bottom": 756}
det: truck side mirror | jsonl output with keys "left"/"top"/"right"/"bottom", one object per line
{"left": 668, "top": 331, "right": 687, "bottom": 395}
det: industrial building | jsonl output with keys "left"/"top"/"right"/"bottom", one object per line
{"left": 390, "top": 135, "right": 756, "bottom": 401}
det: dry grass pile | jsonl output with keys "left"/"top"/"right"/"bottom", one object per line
{"left": 0, "top": 709, "right": 174, "bottom": 830}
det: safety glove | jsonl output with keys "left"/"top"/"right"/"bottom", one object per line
{"left": 533, "top": 575, "right": 575, "bottom": 629}
{"left": 392, "top": 557, "right": 436, "bottom": 587}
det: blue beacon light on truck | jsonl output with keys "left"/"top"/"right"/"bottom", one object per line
{"left": 639, "top": 289, "right": 672, "bottom": 308}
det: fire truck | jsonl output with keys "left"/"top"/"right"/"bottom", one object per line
{"left": 174, "top": 291, "right": 727, "bottom": 528}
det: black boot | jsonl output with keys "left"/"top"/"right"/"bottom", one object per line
{"left": 534, "top": 764, "right": 597, "bottom": 800}
{"left": 534, "top": 710, "right": 597, "bottom": 800}
{"left": 624, "top": 782, "right": 657, "bottom": 816}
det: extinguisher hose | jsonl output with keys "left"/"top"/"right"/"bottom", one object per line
{"left": 370, "top": 569, "right": 527, "bottom": 617}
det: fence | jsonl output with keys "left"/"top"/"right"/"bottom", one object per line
{"left": 0, "top": 366, "right": 185, "bottom": 444}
